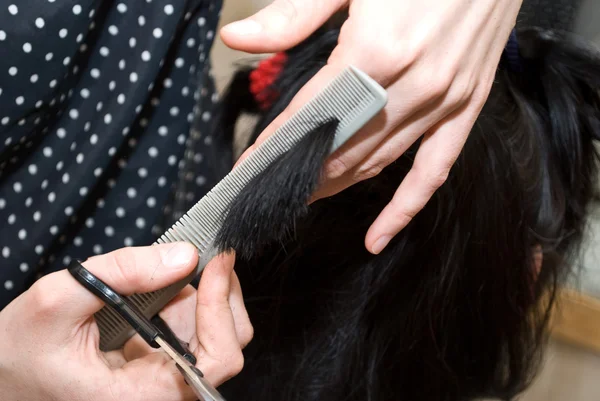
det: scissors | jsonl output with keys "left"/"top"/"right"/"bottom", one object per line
{"left": 67, "top": 259, "right": 226, "bottom": 401}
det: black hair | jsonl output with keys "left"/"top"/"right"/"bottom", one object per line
{"left": 208, "top": 21, "right": 600, "bottom": 401}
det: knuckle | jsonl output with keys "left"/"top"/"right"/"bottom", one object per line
{"left": 28, "top": 276, "right": 63, "bottom": 314}
{"left": 447, "top": 79, "right": 474, "bottom": 105}
{"left": 324, "top": 156, "right": 351, "bottom": 181}
{"left": 109, "top": 247, "right": 141, "bottom": 287}
{"left": 425, "top": 165, "right": 451, "bottom": 191}
{"left": 239, "top": 322, "right": 255, "bottom": 347}
{"left": 227, "top": 351, "right": 245, "bottom": 377}
{"left": 354, "top": 161, "right": 385, "bottom": 181}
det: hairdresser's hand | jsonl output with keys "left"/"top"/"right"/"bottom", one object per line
{"left": 0, "top": 243, "right": 252, "bottom": 401}
{"left": 221, "top": 0, "right": 523, "bottom": 254}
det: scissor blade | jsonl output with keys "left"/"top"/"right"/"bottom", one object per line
{"left": 155, "top": 336, "right": 227, "bottom": 401}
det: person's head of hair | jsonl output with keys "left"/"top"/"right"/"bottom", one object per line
{"left": 208, "top": 18, "right": 600, "bottom": 401}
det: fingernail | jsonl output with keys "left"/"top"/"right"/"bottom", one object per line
{"left": 223, "top": 20, "right": 262, "bottom": 36}
{"left": 372, "top": 235, "right": 391, "bottom": 254}
{"left": 165, "top": 243, "right": 196, "bottom": 268}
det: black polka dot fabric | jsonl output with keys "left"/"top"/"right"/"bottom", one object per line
{"left": 0, "top": 0, "right": 224, "bottom": 309}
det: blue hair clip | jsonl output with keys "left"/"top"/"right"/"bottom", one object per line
{"left": 504, "top": 29, "right": 523, "bottom": 73}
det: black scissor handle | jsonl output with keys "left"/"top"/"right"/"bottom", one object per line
{"left": 67, "top": 259, "right": 162, "bottom": 348}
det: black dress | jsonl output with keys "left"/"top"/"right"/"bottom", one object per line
{"left": 0, "top": 0, "right": 224, "bottom": 309}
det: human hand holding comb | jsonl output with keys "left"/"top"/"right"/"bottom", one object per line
{"left": 221, "top": 0, "right": 523, "bottom": 254}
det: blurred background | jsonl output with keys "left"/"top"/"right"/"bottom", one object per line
{"left": 210, "top": 1, "right": 600, "bottom": 400}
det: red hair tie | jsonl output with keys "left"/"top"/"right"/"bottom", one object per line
{"left": 249, "top": 52, "right": 288, "bottom": 110}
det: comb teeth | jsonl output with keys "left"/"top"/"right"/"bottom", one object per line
{"left": 95, "top": 66, "right": 388, "bottom": 351}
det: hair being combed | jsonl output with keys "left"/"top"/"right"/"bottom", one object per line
{"left": 208, "top": 21, "right": 600, "bottom": 401}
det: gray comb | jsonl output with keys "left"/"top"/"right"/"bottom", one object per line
{"left": 95, "top": 66, "right": 388, "bottom": 351}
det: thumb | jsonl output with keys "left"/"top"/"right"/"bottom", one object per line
{"left": 33, "top": 242, "right": 198, "bottom": 324}
{"left": 220, "top": 0, "right": 345, "bottom": 54}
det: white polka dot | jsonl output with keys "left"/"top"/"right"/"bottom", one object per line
{"left": 64, "top": 206, "right": 73, "bottom": 216}
{"left": 147, "top": 197, "right": 156, "bottom": 207}
{"left": 139, "top": 118, "right": 148, "bottom": 127}
{"left": 117, "top": 94, "right": 126, "bottom": 104}
{"left": 80, "top": 88, "right": 90, "bottom": 98}
{"left": 99, "top": 46, "right": 109, "bottom": 56}
{"left": 207, "top": 30, "right": 214, "bottom": 40}
{"left": 129, "top": 72, "right": 138, "bottom": 83}
{"left": 0, "top": 31, "right": 5, "bottom": 41}
{"left": 63, "top": 57, "right": 71, "bottom": 66}
{"left": 34, "top": 245, "right": 44, "bottom": 255}
{"left": 49, "top": 79, "right": 57, "bottom": 88}
{"left": 141, "top": 50, "right": 151, "bottom": 61}
{"left": 45, "top": 52, "right": 53, "bottom": 61}
{"left": 158, "top": 126, "right": 168, "bottom": 136}
{"left": 28, "top": 164, "right": 37, "bottom": 175}
{"left": 15, "top": 96, "right": 24, "bottom": 105}
{"left": 79, "top": 186, "right": 87, "bottom": 196}
{"left": 94, "top": 167, "right": 102, "bottom": 177}
{"left": 8, "top": 214, "right": 16, "bottom": 224}
{"left": 76, "top": 153, "right": 84, "bottom": 163}
{"left": 158, "top": 176, "right": 166, "bottom": 187}
{"left": 41, "top": 180, "right": 48, "bottom": 191}
{"left": 8, "top": 4, "right": 18, "bottom": 15}
{"left": 59, "top": 28, "right": 68, "bottom": 38}
{"left": 48, "top": 192, "right": 56, "bottom": 202}
{"left": 56, "top": 161, "right": 63, "bottom": 170}
{"left": 124, "top": 237, "right": 133, "bottom": 246}
{"left": 109, "top": 25, "right": 118, "bottom": 35}
{"left": 74, "top": 237, "right": 83, "bottom": 247}
{"left": 33, "top": 211, "right": 41, "bottom": 221}
{"left": 170, "top": 107, "right": 179, "bottom": 117}
{"left": 136, "top": 218, "right": 146, "bottom": 229}
{"left": 0, "top": 198, "right": 4, "bottom": 209}
{"left": 69, "top": 109, "right": 79, "bottom": 119}
{"left": 8, "top": 67, "right": 17, "bottom": 76}
{"left": 181, "top": 86, "right": 189, "bottom": 96}
{"left": 30, "top": 74, "right": 39, "bottom": 83}
{"left": 23, "top": 42, "right": 32, "bottom": 53}
{"left": 91, "top": 68, "right": 100, "bottom": 78}
{"left": 18, "top": 229, "right": 26, "bottom": 240}
{"left": 84, "top": 122, "right": 91, "bottom": 131}
{"left": 88, "top": 7, "right": 94, "bottom": 17}
{"left": 104, "top": 114, "right": 112, "bottom": 124}
{"left": 117, "top": 3, "right": 127, "bottom": 13}
{"left": 175, "top": 58, "right": 184, "bottom": 68}
{"left": 73, "top": 4, "right": 82, "bottom": 15}
{"left": 1, "top": 117, "right": 9, "bottom": 125}
{"left": 127, "top": 187, "right": 137, "bottom": 198}
{"left": 43, "top": 147, "right": 53, "bottom": 157}
{"left": 168, "top": 155, "right": 177, "bottom": 166}
{"left": 93, "top": 245, "right": 102, "bottom": 254}
{"left": 35, "top": 100, "right": 43, "bottom": 108}
{"left": 164, "top": 78, "right": 173, "bottom": 88}
{"left": 204, "top": 136, "right": 213, "bottom": 145}
{"left": 62, "top": 256, "right": 72, "bottom": 265}
{"left": 2, "top": 246, "right": 10, "bottom": 258}
{"left": 90, "top": 134, "right": 98, "bottom": 144}
{"left": 25, "top": 197, "right": 32, "bottom": 207}
{"left": 153, "top": 28, "right": 163, "bottom": 38}
{"left": 76, "top": 33, "right": 83, "bottom": 43}
{"left": 20, "top": 263, "right": 28, "bottom": 272}
{"left": 148, "top": 147, "right": 158, "bottom": 157}
{"left": 177, "top": 134, "right": 186, "bottom": 145}
{"left": 62, "top": 173, "right": 70, "bottom": 184}
{"left": 116, "top": 207, "right": 126, "bottom": 217}
{"left": 57, "top": 128, "right": 66, "bottom": 138}
{"left": 79, "top": 44, "right": 88, "bottom": 52}
{"left": 109, "top": 81, "right": 116, "bottom": 91}
{"left": 198, "top": 17, "right": 206, "bottom": 26}
{"left": 105, "top": 226, "right": 115, "bottom": 237}
{"left": 13, "top": 182, "right": 22, "bottom": 193}
{"left": 187, "top": 38, "right": 195, "bottom": 48}
{"left": 108, "top": 147, "right": 117, "bottom": 156}
{"left": 35, "top": 17, "right": 45, "bottom": 28}
{"left": 85, "top": 218, "right": 94, "bottom": 228}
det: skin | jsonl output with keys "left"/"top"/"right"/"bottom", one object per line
{"left": 221, "top": 0, "right": 524, "bottom": 255}
{"left": 0, "top": 243, "right": 252, "bottom": 401}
